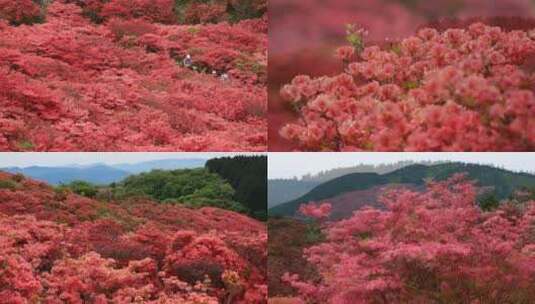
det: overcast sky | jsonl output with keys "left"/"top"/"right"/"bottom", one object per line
{"left": 269, "top": 153, "right": 535, "bottom": 179}
{"left": 0, "top": 152, "right": 263, "bottom": 167}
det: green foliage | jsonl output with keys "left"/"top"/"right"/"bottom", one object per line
{"left": 403, "top": 80, "right": 420, "bottom": 90}
{"left": 227, "top": 0, "right": 265, "bottom": 23}
{"left": 235, "top": 56, "right": 265, "bottom": 76}
{"left": 205, "top": 155, "right": 267, "bottom": 220}
{"left": 53, "top": 187, "right": 69, "bottom": 201}
{"left": 117, "top": 168, "right": 243, "bottom": 212}
{"left": 304, "top": 222, "right": 325, "bottom": 244}
{"left": 187, "top": 26, "right": 200, "bottom": 35}
{"left": 17, "top": 140, "right": 35, "bottom": 151}
{"left": 346, "top": 24, "right": 365, "bottom": 53}
{"left": 57, "top": 180, "right": 99, "bottom": 198}
{"left": 479, "top": 193, "right": 500, "bottom": 211}
{"left": 0, "top": 179, "right": 19, "bottom": 190}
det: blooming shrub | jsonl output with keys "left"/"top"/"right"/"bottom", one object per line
{"left": 100, "top": 0, "right": 177, "bottom": 24}
{"left": 75, "top": 0, "right": 266, "bottom": 24}
{"left": 0, "top": 0, "right": 42, "bottom": 25}
{"left": 176, "top": 0, "right": 267, "bottom": 24}
{"left": 280, "top": 23, "right": 535, "bottom": 151}
{"left": 299, "top": 202, "right": 332, "bottom": 219}
{"left": 0, "top": 172, "right": 267, "bottom": 303}
{"left": 0, "top": 1, "right": 267, "bottom": 151}
{"left": 284, "top": 174, "right": 535, "bottom": 303}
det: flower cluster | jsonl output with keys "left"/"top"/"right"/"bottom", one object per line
{"left": 280, "top": 23, "right": 535, "bottom": 151}
{"left": 298, "top": 202, "right": 332, "bottom": 219}
{"left": 284, "top": 174, "right": 535, "bottom": 303}
{"left": 0, "top": 1, "right": 266, "bottom": 151}
{"left": 0, "top": 172, "right": 267, "bottom": 303}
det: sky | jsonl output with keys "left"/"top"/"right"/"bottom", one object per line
{"left": 0, "top": 152, "right": 264, "bottom": 167}
{"left": 269, "top": 153, "right": 535, "bottom": 179}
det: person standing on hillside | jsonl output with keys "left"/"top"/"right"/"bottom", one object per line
{"left": 183, "top": 54, "right": 192, "bottom": 68}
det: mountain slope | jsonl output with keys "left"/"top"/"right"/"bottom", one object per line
{"left": 0, "top": 171, "right": 267, "bottom": 303}
{"left": 269, "top": 163, "right": 535, "bottom": 217}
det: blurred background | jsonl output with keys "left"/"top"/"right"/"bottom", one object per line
{"left": 268, "top": 0, "right": 535, "bottom": 150}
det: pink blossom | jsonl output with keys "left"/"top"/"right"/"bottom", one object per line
{"left": 299, "top": 202, "right": 332, "bottom": 219}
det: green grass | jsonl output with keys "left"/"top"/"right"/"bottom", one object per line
{"left": 0, "top": 179, "right": 19, "bottom": 190}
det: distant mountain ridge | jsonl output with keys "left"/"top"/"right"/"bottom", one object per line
{"left": 269, "top": 160, "right": 439, "bottom": 207}
{"left": 1, "top": 159, "right": 206, "bottom": 185}
{"left": 113, "top": 158, "right": 206, "bottom": 174}
{"left": 299, "top": 160, "right": 421, "bottom": 182}
{"left": 268, "top": 179, "right": 321, "bottom": 208}
{"left": 269, "top": 162, "right": 535, "bottom": 218}
{"left": 2, "top": 165, "right": 129, "bottom": 185}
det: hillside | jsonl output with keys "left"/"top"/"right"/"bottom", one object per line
{"left": 269, "top": 162, "right": 535, "bottom": 218}
{"left": 270, "top": 175, "right": 535, "bottom": 303}
{"left": 0, "top": 171, "right": 267, "bottom": 303}
{"left": 0, "top": 0, "right": 267, "bottom": 151}
{"left": 268, "top": 161, "right": 425, "bottom": 207}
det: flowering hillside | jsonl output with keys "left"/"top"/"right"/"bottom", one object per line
{"left": 274, "top": 174, "right": 535, "bottom": 303}
{"left": 279, "top": 23, "right": 535, "bottom": 151}
{"left": 0, "top": 1, "right": 267, "bottom": 151}
{"left": 0, "top": 172, "right": 267, "bottom": 303}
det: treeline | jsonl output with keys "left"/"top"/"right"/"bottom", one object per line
{"left": 206, "top": 155, "right": 267, "bottom": 220}
{"left": 57, "top": 155, "right": 267, "bottom": 220}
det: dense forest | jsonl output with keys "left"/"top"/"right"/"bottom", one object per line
{"left": 206, "top": 155, "right": 267, "bottom": 220}
{"left": 57, "top": 155, "right": 268, "bottom": 220}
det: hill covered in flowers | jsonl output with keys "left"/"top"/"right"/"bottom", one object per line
{"left": 0, "top": 171, "right": 267, "bottom": 303}
{"left": 269, "top": 174, "right": 535, "bottom": 303}
{"left": 0, "top": 0, "right": 267, "bottom": 151}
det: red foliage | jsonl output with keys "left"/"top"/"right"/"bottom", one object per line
{"left": 0, "top": 172, "right": 267, "bottom": 303}
{"left": 0, "top": 0, "right": 41, "bottom": 25}
{"left": 184, "top": 2, "right": 228, "bottom": 24}
{"left": 284, "top": 175, "right": 535, "bottom": 303}
{"left": 100, "top": 0, "right": 177, "bottom": 24}
{"left": 0, "top": 1, "right": 266, "bottom": 151}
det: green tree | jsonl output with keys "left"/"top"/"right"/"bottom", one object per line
{"left": 205, "top": 155, "right": 267, "bottom": 220}
{"left": 58, "top": 180, "right": 99, "bottom": 198}
{"left": 117, "top": 168, "right": 243, "bottom": 212}
{"left": 479, "top": 193, "right": 500, "bottom": 211}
